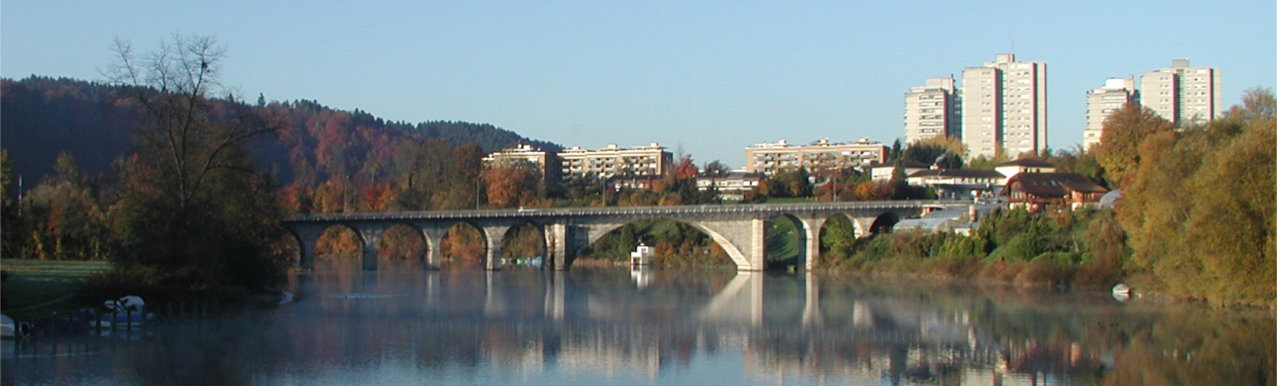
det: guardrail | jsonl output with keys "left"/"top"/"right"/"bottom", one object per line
{"left": 283, "top": 200, "right": 971, "bottom": 223}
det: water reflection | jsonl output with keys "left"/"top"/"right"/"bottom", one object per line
{"left": 3, "top": 268, "right": 1273, "bottom": 385}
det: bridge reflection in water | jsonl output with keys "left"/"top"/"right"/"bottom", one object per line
{"left": 5, "top": 268, "right": 1271, "bottom": 384}
{"left": 290, "top": 269, "right": 1143, "bottom": 384}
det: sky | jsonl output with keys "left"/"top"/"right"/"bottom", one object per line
{"left": 3, "top": 1, "right": 1274, "bottom": 168}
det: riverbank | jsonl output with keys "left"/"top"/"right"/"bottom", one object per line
{"left": 1, "top": 259, "right": 112, "bottom": 321}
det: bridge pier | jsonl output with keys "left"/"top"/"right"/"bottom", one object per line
{"left": 415, "top": 224, "right": 449, "bottom": 270}
{"left": 794, "top": 216, "right": 827, "bottom": 271}
{"left": 357, "top": 226, "right": 385, "bottom": 270}
{"left": 290, "top": 224, "right": 327, "bottom": 269}
{"left": 480, "top": 224, "right": 511, "bottom": 270}
{"left": 544, "top": 222, "right": 569, "bottom": 271}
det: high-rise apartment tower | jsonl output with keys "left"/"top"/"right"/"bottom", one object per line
{"left": 1083, "top": 77, "right": 1137, "bottom": 149}
{"left": 1139, "top": 59, "right": 1221, "bottom": 126}
{"left": 960, "top": 54, "right": 1047, "bottom": 159}
{"left": 903, "top": 75, "right": 958, "bottom": 144}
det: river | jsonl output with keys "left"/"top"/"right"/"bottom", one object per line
{"left": 3, "top": 267, "right": 1273, "bottom": 385}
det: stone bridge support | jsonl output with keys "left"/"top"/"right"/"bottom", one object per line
{"left": 410, "top": 222, "right": 450, "bottom": 270}
{"left": 544, "top": 222, "right": 570, "bottom": 271}
{"left": 478, "top": 223, "right": 512, "bottom": 270}
{"left": 355, "top": 225, "right": 385, "bottom": 270}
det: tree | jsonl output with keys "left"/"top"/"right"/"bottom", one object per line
{"left": 904, "top": 136, "right": 965, "bottom": 168}
{"left": 1046, "top": 145, "right": 1105, "bottom": 187}
{"left": 20, "top": 153, "right": 111, "bottom": 260}
{"left": 1093, "top": 102, "right": 1174, "bottom": 188}
{"left": 104, "top": 35, "right": 286, "bottom": 289}
{"left": 701, "top": 160, "right": 730, "bottom": 177}
{"left": 1117, "top": 88, "right": 1275, "bottom": 305}
{"left": 482, "top": 162, "right": 539, "bottom": 208}
{"left": 0, "top": 150, "right": 22, "bottom": 258}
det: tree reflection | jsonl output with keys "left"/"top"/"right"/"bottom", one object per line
{"left": 3, "top": 271, "right": 1272, "bottom": 385}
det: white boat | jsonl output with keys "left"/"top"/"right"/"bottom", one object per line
{"left": 91, "top": 311, "right": 152, "bottom": 329}
{"left": 1, "top": 314, "right": 14, "bottom": 339}
{"left": 1112, "top": 284, "right": 1132, "bottom": 302}
{"left": 630, "top": 243, "right": 653, "bottom": 267}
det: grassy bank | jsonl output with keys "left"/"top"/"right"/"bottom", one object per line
{"left": 1, "top": 259, "right": 112, "bottom": 321}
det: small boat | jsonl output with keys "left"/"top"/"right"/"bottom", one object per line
{"left": 516, "top": 256, "right": 543, "bottom": 268}
{"left": 630, "top": 243, "right": 653, "bottom": 267}
{"left": 1, "top": 314, "right": 15, "bottom": 339}
{"left": 1112, "top": 283, "right": 1132, "bottom": 302}
{"left": 90, "top": 310, "right": 152, "bottom": 329}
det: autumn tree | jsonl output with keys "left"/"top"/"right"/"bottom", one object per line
{"left": 0, "top": 150, "right": 21, "bottom": 258}
{"left": 904, "top": 136, "right": 965, "bottom": 168}
{"left": 1118, "top": 88, "right": 1275, "bottom": 305}
{"left": 19, "top": 153, "right": 111, "bottom": 260}
{"left": 701, "top": 160, "right": 730, "bottom": 177}
{"left": 1093, "top": 102, "right": 1175, "bottom": 188}
{"left": 1044, "top": 145, "right": 1106, "bottom": 187}
{"left": 763, "top": 167, "right": 812, "bottom": 198}
{"left": 482, "top": 161, "right": 541, "bottom": 208}
{"left": 104, "top": 35, "right": 287, "bottom": 289}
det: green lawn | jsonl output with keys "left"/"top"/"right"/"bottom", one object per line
{"left": 1, "top": 259, "right": 112, "bottom": 321}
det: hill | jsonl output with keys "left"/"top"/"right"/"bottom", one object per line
{"left": 1, "top": 76, "right": 560, "bottom": 190}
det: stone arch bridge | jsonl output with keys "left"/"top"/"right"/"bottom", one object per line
{"left": 281, "top": 201, "right": 964, "bottom": 271}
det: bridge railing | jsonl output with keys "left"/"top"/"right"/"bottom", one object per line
{"left": 282, "top": 200, "right": 971, "bottom": 223}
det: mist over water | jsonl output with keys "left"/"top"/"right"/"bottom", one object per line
{"left": 4, "top": 268, "right": 1273, "bottom": 385}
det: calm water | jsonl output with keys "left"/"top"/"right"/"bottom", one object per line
{"left": 3, "top": 267, "right": 1274, "bottom": 385}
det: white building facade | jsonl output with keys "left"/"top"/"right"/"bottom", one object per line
{"left": 1083, "top": 77, "right": 1137, "bottom": 149}
{"left": 904, "top": 75, "right": 958, "bottom": 144}
{"left": 559, "top": 142, "right": 671, "bottom": 179}
{"left": 743, "top": 138, "right": 887, "bottom": 176}
{"left": 960, "top": 54, "right": 1047, "bottom": 160}
{"left": 1140, "top": 59, "right": 1221, "bottom": 127}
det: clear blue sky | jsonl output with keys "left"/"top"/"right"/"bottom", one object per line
{"left": 3, "top": 1, "right": 1274, "bottom": 168}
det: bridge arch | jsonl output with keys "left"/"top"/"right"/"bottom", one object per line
{"left": 500, "top": 221, "right": 546, "bottom": 262}
{"left": 816, "top": 213, "right": 855, "bottom": 267}
{"left": 284, "top": 223, "right": 366, "bottom": 269}
{"left": 376, "top": 223, "right": 428, "bottom": 268}
{"left": 763, "top": 214, "right": 810, "bottom": 271}
{"left": 439, "top": 221, "right": 491, "bottom": 270}
{"left": 584, "top": 217, "right": 745, "bottom": 268}
{"left": 869, "top": 212, "right": 900, "bottom": 235}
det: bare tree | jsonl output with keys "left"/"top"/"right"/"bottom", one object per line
{"left": 103, "top": 35, "right": 285, "bottom": 287}
{"left": 105, "top": 34, "right": 276, "bottom": 215}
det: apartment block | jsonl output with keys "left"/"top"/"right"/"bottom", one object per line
{"left": 903, "top": 75, "right": 958, "bottom": 144}
{"left": 960, "top": 54, "right": 1047, "bottom": 159}
{"left": 558, "top": 142, "right": 671, "bottom": 179}
{"left": 480, "top": 144, "right": 559, "bottom": 183}
{"left": 743, "top": 138, "right": 886, "bottom": 176}
{"left": 1083, "top": 77, "right": 1137, "bottom": 149}
{"left": 1140, "top": 59, "right": 1221, "bottom": 126}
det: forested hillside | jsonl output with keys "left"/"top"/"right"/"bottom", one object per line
{"left": 1, "top": 76, "right": 560, "bottom": 197}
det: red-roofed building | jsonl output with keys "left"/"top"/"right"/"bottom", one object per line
{"left": 1000, "top": 172, "right": 1108, "bottom": 211}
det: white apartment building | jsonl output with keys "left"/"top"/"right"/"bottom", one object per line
{"left": 960, "top": 54, "right": 1047, "bottom": 160}
{"left": 1140, "top": 59, "right": 1221, "bottom": 127}
{"left": 904, "top": 75, "right": 958, "bottom": 144}
{"left": 559, "top": 142, "right": 671, "bottom": 179}
{"left": 743, "top": 138, "right": 886, "bottom": 175}
{"left": 695, "top": 172, "right": 764, "bottom": 201}
{"left": 1083, "top": 77, "right": 1137, "bottom": 149}
{"left": 481, "top": 144, "right": 553, "bottom": 167}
